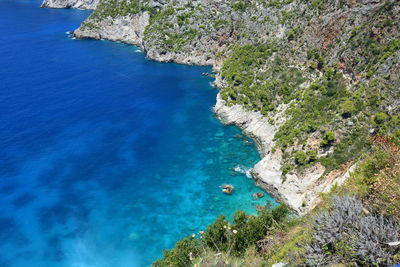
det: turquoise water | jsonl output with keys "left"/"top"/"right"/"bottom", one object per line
{"left": 0, "top": 1, "right": 276, "bottom": 266}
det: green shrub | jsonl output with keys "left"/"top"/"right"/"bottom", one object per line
{"left": 202, "top": 215, "right": 230, "bottom": 251}
{"left": 154, "top": 205, "right": 291, "bottom": 265}
{"left": 321, "top": 131, "right": 335, "bottom": 147}
{"left": 231, "top": 1, "right": 248, "bottom": 11}
{"left": 153, "top": 237, "right": 201, "bottom": 267}
{"left": 306, "top": 150, "right": 318, "bottom": 161}
{"left": 294, "top": 151, "right": 308, "bottom": 165}
{"left": 374, "top": 112, "right": 388, "bottom": 124}
{"left": 340, "top": 99, "right": 356, "bottom": 117}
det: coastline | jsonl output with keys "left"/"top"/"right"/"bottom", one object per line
{"left": 41, "top": 0, "right": 98, "bottom": 9}
{"left": 60, "top": 3, "right": 356, "bottom": 214}
{"left": 41, "top": 0, "right": 99, "bottom": 9}
{"left": 213, "top": 91, "right": 356, "bottom": 214}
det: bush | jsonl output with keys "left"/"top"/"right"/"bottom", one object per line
{"left": 154, "top": 205, "right": 291, "bottom": 265}
{"left": 306, "top": 196, "right": 399, "bottom": 266}
{"left": 306, "top": 150, "right": 317, "bottom": 162}
{"left": 231, "top": 1, "right": 248, "bottom": 11}
{"left": 374, "top": 112, "right": 388, "bottom": 124}
{"left": 202, "top": 215, "right": 230, "bottom": 252}
{"left": 321, "top": 131, "right": 335, "bottom": 147}
{"left": 153, "top": 237, "right": 201, "bottom": 267}
{"left": 340, "top": 99, "right": 356, "bottom": 117}
{"left": 294, "top": 151, "right": 308, "bottom": 165}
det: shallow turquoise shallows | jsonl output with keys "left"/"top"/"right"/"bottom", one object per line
{"left": 0, "top": 1, "right": 277, "bottom": 266}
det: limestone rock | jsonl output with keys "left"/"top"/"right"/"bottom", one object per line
{"left": 41, "top": 0, "right": 99, "bottom": 9}
{"left": 74, "top": 12, "right": 150, "bottom": 47}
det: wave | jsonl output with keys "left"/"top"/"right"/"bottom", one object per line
{"left": 233, "top": 165, "right": 252, "bottom": 178}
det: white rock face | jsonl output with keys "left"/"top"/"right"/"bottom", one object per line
{"left": 68, "top": 0, "right": 355, "bottom": 214}
{"left": 73, "top": 13, "right": 151, "bottom": 47}
{"left": 146, "top": 49, "right": 214, "bottom": 66}
{"left": 41, "top": 0, "right": 99, "bottom": 9}
{"left": 214, "top": 93, "right": 356, "bottom": 214}
{"left": 214, "top": 93, "right": 277, "bottom": 156}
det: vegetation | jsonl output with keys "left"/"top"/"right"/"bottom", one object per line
{"left": 154, "top": 141, "right": 400, "bottom": 266}
{"left": 89, "top": 0, "right": 150, "bottom": 20}
{"left": 77, "top": 0, "right": 400, "bottom": 266}
{"left": 220, "top": 43, "right": 304, "bottom": 115}
{"left": 153, "top": 205, "right": 291, "bottom": 266}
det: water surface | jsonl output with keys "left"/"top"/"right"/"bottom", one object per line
{"left": 0, "top": 1, "right": 276, "bottom": 266}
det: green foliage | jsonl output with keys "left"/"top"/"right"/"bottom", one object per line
{"left": 360, "top": 149, "right": 390, "bottom": 181}
{"left": 374, "top": 112, "right": 388, "bottom": 124}
{"left": 144, "top": 6, "right": 200, "bottom": 53}
{"left": 340, "top": 99, "right": 356, "bottom": 117}
{"left": 90, "top": 0, "right": 148, "bottom": 20}
{"left": 349, "top": 22, "right": 400, "bottom": 76}
{"left": 231, "top": 1, "right": 248, "bottom": 11}
{"left": 321, "top": 131, "right": 335, "bottom": 147}
{"left": 286, "top": 27, "right": 302, "bottom": 41}
{"left": 392, "top": 130, "right": 400, "bottom": 146}
{"left": 202, "top": 215, "right": 230, "bottom": 251}
{"left": 274, "top": 68, "right": 346, "bottom": 150}
{"left": 307, "top": 48, "right": 324, "bottom": 69}
{"left": 153, "top": 237, "right": 201, "bottom": 267}
{"left": 153, "top": 205, "right": 291, "bottom": 265}
{"left": 203, "top": 205, "right": 290, "bottom": 256}
{"left": 306, "top": 150, "right": 317, "bottom": 161}
{"left": 221, "top": 43, "right": 305, "bottom": 114}
{"left": 320, "top": 128, "right": 370, "bottom": 173}
{"left": 282, "top": 164, "right": 294, "bottom": 175}
{"left": 294, "top": 151, "right": 307, "bottom": 165}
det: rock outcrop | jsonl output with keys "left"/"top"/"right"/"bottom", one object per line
{"left": 74, "top": 12, "right": 150, "bottom": 47}
{"left": 214, "top": 93, "right": 356, "bottom": 214}
{"left": 41, "top": 0, "right": 99, "bottom": 9}
{"left": 47, "top": 0, "right": 399, "bottom": 214}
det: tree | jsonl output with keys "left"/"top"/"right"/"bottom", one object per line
{"left": 321, "top": 131, "right": 335, "bottom": 147}
{"left": 374, "top": 112, "right": 388, "bottom": 124}
{"left": 294, "top": 151, "right": 308, "bottom": 165}
{"left": 340, "top": 100, "right": 356, "bottom": 117}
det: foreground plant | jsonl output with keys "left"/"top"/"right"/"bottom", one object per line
{"left": 306, "top": 196, "right": 399, "bottom": 266}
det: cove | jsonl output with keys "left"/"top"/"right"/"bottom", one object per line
{"left": 0, "top": 0, "right": 277, "bottom": 266}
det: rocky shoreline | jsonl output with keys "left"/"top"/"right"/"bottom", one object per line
{"left": 214, "top": 92, "right": 355, "bottom": 214}
{"left": 72, "top": 13, "right": 215, "bottom": 66}
{"left": 43, "top": 0, "right": 358, "bottom": 214}
{"left": 41, "top": 0, "right": 99, "bottom": 9}
{"left": 73, "top": 13, "right": 150, "bottom": 47}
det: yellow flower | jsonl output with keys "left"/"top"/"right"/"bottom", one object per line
{"left": 232, "top": 229, "right": 237, "bottom": 234}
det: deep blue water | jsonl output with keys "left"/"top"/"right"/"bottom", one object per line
{"left": 0, "top": 1, "right": 276, "bottom": 266}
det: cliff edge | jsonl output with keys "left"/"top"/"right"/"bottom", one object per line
{"left": 45, "top": 0, "right": 400, "bottom": 214}
{"left": 41, "top": 0, "right": 99, "bottom": 9}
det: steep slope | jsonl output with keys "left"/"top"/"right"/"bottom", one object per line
{"left": 68, "top": 0, "right": 400, "bottom": 214}
{"left": 40, "top": 0, "right": 400, "bottom": 265}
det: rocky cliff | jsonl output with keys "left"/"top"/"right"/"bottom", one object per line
{"left": 47, "top": 0, "right": 400, "bottom": 214}
{"left": 74, "top": 12, "right": 150, "bottom": 46}
{"left": 41, "top": 0, "right": 99, "bottom": 9}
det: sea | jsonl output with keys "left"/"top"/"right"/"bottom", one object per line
{"left": 0, "top": 0, "right": 276, "bottom": 266}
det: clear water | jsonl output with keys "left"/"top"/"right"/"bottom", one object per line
{"left": 0, "top": 1, "right": 277, "bottom": 266}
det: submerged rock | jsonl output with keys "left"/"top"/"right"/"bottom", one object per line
{"left": 220, "top": 184, "right": 234, "bottom": 195}
{"left": 252, "top": 192, "right": 264, "bottom": 199}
